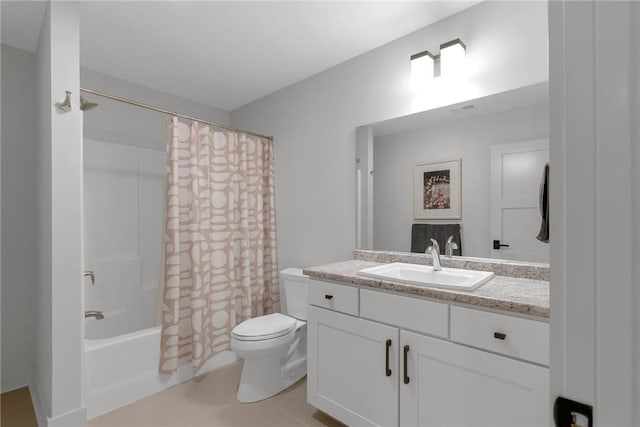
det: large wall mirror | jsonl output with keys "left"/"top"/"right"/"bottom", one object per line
{"left": 356, "top": 82, "right": 550, "bottom": 264}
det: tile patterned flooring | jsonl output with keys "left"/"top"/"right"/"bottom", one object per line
{"left": 89, "top": 361, "right": 345, "bottom": 427}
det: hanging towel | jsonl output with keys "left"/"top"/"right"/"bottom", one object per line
{"left": 536, "top": 163, "right": 550, "bottom": 243}
{"left": 411, "top": 223, "right": 462, "bottom": 255}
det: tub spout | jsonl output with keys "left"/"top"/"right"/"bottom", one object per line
{"left": 85, "top": 310, "right": 104, "bottom": 320}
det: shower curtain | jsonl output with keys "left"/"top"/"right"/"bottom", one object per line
{"left": 159, "top": 117, "right": 279, "bottom": 373}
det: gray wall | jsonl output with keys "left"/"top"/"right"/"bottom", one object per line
{"left": 81, "top": 68, "right": 229, "bottom": 149}
{"left": 1, "top": 44, "right": 38, "bottom": 393}
{"left": 35, "top": 7, "right": 54, "bottom": 411}
{"left": 230, "top": 1, "right": 548, "bottom": 270}
{"left": 373, "top": 103, "right": 549, "bottom": 257}
{"left": 633, "top": 5, "right": 640, "bottom": 424}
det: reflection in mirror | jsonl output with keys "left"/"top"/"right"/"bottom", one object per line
{"left": 356, "top": 82, "right": 550, "bottom": 264}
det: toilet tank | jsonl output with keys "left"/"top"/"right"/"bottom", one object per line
{"left": 279, "top": 268, "right": 308, "bottom": 321}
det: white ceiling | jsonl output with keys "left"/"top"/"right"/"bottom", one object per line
{"left": 2, "top": 1, "right": 481, "bottom": 111}
{"left": 371, "top": 82, "right": 549, "bottom": 137}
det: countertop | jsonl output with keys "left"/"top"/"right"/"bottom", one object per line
{"left": 303, "top": 259, "right": 550, "bottom": 318}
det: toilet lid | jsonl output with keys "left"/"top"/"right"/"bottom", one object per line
{"left": 232, "top": 313, "right": 296, "bottom": 341}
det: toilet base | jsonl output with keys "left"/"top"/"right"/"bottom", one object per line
{"left": 232, "top": 319, "right": 308, "bottom": 403}
{"left": 237, "top": 355, "right": 307, "bottom": 403}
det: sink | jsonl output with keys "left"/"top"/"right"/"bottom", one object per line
{"left": 358, "top": 262, "right": 494, "bottom": 291}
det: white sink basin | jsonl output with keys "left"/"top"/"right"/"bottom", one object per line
{"left": 358, "top": 262, "right": 494, "bottom": 291}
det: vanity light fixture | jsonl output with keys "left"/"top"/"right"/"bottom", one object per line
{"left": 439, "top": 38, "right": 466, "bottom": 78}
{"left": 410, "top": 50, "right": 435, "bottom": 91}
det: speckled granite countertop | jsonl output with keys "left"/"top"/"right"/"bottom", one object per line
{"left": 303, "top": 259, "right": 550, "bottom": 319}
{"left": 353, "top": 249, "right": 550, "bottom": 281}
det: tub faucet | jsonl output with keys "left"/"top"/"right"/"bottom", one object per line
{"left": 85, "top": 310, "right": 104, "bottom": 320}
{"left": 426, "top": 238, "right": 442, "bottom": 271}
{"left": 445, "top": 235, "right": 459, "bottom": 258}
{"left": 84, "top": 270, "right": 95, "bottom": 285}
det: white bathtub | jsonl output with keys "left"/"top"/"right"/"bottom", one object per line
{"left": 83, "top": 139, "right": 239, "bottom": 419}
{"left": 85, "top": 322, "right": 238, "bottom": 419}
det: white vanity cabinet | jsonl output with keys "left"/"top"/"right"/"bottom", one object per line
{"left": 306, "top": 279, "right": 550, "bottom": 427}
{"left": 400, "top": 331, "right": 549, "bottom": 426}
{"left": 307, "top": 306, "right": 398, "bottom": 426}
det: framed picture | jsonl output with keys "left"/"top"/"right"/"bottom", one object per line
{"left": 413, "top": 159, "right": 461, "bottom": 219}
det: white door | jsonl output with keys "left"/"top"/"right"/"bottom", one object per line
{"left": 307, "top": 306, "right": 399, "bottom": 427}
{"left": 400, "top": 331, "right": 549, "bottom": 427}
{"left": 490, "top": 139, "right": 550, "bottom": 263}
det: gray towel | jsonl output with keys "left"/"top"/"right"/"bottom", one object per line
{"left": 411, "top": 223, "right": 462, "bottom": 255}
{"left": 536, "top": 163, "right": 549, "bottom": 243}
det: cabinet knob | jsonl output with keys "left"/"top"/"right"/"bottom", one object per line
{"left": 493, "top": 332, "right": 507, "bottom": 340}
{"left": 324, "top": 294, "right": 334, "bottom": 300}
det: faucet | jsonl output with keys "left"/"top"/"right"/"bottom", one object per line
{"left": 85, "top": 310, "right": 104, "bottom": 320}
{"left": 425, "top": 238, "right": 442, "bottom": 271}
{"left": 445, "top": 235, "right": 459, "bottom": 258}
{"left": 84, "top": 270, "right": 95, "bottom": 284}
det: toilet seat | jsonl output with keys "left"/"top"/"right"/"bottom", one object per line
{"left": 232, "top": 313, "right": 296, "bottom": 341}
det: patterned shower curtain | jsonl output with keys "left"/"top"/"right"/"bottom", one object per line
{"left": 159, "top": 117, "right": 279, "bottom": 373}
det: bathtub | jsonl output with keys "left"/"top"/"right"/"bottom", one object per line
{"left": 85, "top": 320, "right": 238, "bottom": 419}
{"left": 83, "top": 139, "right": 241, "bottom": 419}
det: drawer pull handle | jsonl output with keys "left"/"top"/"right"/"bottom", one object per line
{"left": 403, "top": 345, "right": 410, "bottom": 384}
{"left": 324, "top": 294, "right": 334, "bottom": 300}
{"left": 494, "top": 332, "right": 507, "bottom": 340}
{"left": 385, "top": 339, "right": 392, "bottom": 377}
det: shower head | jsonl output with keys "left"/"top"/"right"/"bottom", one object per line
{"left": 80, "top": 96, "right": 98, "bottom": 111}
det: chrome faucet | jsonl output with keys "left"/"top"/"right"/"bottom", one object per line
{"left": 84, "top": 310, "right": 104, "bottom": 320}
{"left": 445, "top": 235, "right": 459, "bottom": 258}
{"left": 425, "top": 238, "right": 442, "bottom": 271}
{"left": 84, "top": 270, "right": 95, "bottom": 284}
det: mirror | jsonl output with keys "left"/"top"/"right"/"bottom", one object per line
{"left": 356, "top": 82, "right": 550, "bottom": 264}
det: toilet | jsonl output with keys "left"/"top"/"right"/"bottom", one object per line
{"left": 231, "top": 268, "right": 308, "bottom": 403}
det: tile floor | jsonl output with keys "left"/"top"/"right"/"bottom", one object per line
{"left": 89, "top": 361, "right": 345, "bottom": 427}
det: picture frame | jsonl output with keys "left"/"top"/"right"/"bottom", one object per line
{"left": 413, "top": 159, "right": 461, "bottom": 219}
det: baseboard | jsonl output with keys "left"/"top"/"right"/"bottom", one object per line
{"left": 1, "top": 382, "right": 31, "bottom": 394}
{"left": 28, "top": 383, "right": 48, "bottom": 427}
{"left": 29, "top": 383, "right": 87, "bottom": 427}
{"left": 47, "top": 407, "right": 87, "bottom": 427}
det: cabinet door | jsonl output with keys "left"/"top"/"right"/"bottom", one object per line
{"left": 400, "top": 330, "right": 549, "bottom": 427}
{"left": 307, "top": 306, "right": 399, "bottom": 427}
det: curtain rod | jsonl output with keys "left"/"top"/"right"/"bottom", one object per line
{"left": 79, "top": 87, "right": 273, "bottom": 141}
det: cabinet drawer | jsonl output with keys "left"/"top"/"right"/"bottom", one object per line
{"left": 450, "top": 306, "right": 549, "bottom": 365}
{"left": 360, "top": 289, "right": 448, "bottom": 338}
{"left": 307, "top": 279, "right": 359, "bottom": 316}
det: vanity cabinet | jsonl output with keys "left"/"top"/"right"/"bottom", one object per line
{"left": 307, "top": 305, "right": 398, "bottom": 426}
{"left": 307, "top": 279, "right": 550, "bottom": 427}
{"left": 401, "top": 330, "right": 548, "bottom": 426}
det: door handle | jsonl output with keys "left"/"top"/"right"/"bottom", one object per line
{"left": 324, "top": 294, "right": 333, "bottom": 300}
{"left": 403, "top": 345, "right": 410, "bottom": 384}
{"left": 385, "top": 339, "right": 392, "bottom": 377}
{"left": 493, "top": 239, "right": 510, "bottom": 250}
